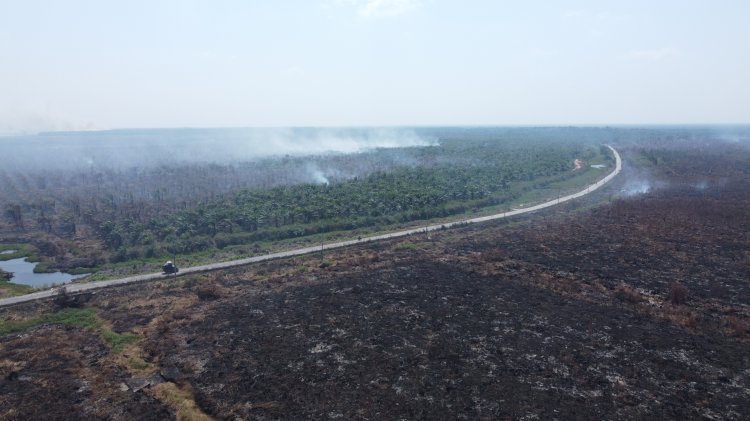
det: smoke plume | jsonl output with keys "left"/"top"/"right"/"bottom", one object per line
{"left": 0, "top": 127, "right": 437, "bottom": 172}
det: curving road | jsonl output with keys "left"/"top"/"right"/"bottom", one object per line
{"left": 0, "top": 146, "right": 621, "bottom": 307}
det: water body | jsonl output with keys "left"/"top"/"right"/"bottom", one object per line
{"left": 0, "top": 250, "right": 15, "bottom": 255}
{"left": 0, "top": 258, "right": 87, "bottom": 288}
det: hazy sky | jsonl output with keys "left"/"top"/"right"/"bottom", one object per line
{"left": 1, "top": 0, "right": 749, "bottom": 132}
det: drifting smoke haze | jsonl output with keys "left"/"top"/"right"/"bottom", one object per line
{"left": 620, "top": 177, "right": 655, "bottom": 197}
{"left": 305, "top": 162, "right": 333, "bottom": 185}
{"left": 620, "top": 174, "right": 692, "bottom": 197}
{"left": 0, "top": 127, "right": 436, "bottom": 172}
{"left": 0, "top": 127, "right": 443, "bottom": 208}
{"left": 713, "top": 132, "right": 750, "bottom": 146}
{"left": 618, "top": 160, "right": 668, "bottom": 198}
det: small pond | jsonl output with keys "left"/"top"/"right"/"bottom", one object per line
{"left": 0, "top": 250, "right": 16, "bottom": 255}
{"left": 0, "top": 257, "right": 88, "bottom": 288}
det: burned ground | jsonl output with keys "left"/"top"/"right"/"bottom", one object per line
{"left": 452, "top": 156, "right": 750, "bottom": 341}
{"left": 144, "top": 261, "right": 749, "bottom": 420}
{"left": 1, "top": 144, "right": 749, "bottom": 419}
{"left": 469, "top": 182, "right": 750, "bottom": 304}
{"left": 0, "top": 326, "right": 171, "bottom": 420}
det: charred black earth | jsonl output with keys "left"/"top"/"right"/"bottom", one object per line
{"left": 146, "top": 260, "right": 749, "bottom": 420}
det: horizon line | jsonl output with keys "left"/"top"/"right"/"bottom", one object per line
{"left": 2, "top": 122, "right": 748, "bottom": 136}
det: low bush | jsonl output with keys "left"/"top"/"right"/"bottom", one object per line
{"left": 614, "top": 284, "right": 644, "bottom": 303}
{"left": 194, "top": 284, "right": 223, "bottom": 301}
{"left": 668, "top": 282, "right": 689, "bottom": 305}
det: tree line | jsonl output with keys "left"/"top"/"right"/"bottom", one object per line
{"left": 1, "top": 128, "right": 609, "bottom": 265}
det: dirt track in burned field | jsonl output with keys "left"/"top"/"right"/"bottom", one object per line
{"left": 2, "top": 145, "right": 750, "bottom": 420}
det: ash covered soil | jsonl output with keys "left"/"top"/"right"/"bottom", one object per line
{"left": 150, "top": 262, "right": 748, "bottom": 420}
{"left": 0, "top": 327, "right": 172, "bottom": 420}
{"left": 2, "top": 144, "right": 750, "bottom": 420}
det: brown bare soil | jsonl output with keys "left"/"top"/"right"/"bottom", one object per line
{"left": 1, "top": 145, "right": 749, "bottom": 419}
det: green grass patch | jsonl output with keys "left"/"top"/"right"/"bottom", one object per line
{"left": 0, "top": 307, "right": 140, "bottom": 354}
{"left": 101, "top": 329, "right": 140, "bottom": 354}
{"left": 0, "top": 243, "right": 36, "bottom": 262}
{"left": 0, "top": 317, "right": 43, "bottom": 336}
{"left": 0, "top": 307, "right": 98, "bottom": 336}
{"left": 0, "top": 281, "right": 35, "bottom": 298}
{"left": 31, "top": 261, "right": 50, "bottom": 273}
{"left": 66, "top": 267, "right": 94, "bottom": 275}
{"left": 83, "top": 272, "right": 113, "bottom": 282}
{"left": 127, "top": 356, "right": 152, "bottom": 370}
{"left": 48, "top": 307, "right": 99, "bottom": 330}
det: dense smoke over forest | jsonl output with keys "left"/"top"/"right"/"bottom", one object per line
{"left": 0, "top": 127, "right": 437, "bottom": 171}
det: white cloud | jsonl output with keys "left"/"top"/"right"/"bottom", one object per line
{"left": 284, "top": 66, "right": 306, "bottom": 77}
{"left": 562, "top": 10, "right": 585, "bottom": 19}
{"left": 334, "top": 0, "right": 421, "bottom": 18}
{"left": 562, "top": 10, "right": 631, "bottom": 23}
{"left": 361, "top": 0, "right": 420, "bottom": 17}
{"left": 624, "top": 48, "right": 675, "bottom": 61}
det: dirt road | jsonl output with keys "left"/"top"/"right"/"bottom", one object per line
{"left": 0, "top": 146, "right": 621, "bottom": 307}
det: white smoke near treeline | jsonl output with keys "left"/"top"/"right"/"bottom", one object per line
{"left": 618, "top": 160, "right": 669, "bottom": 198}
{"left": 305, "top": 162, "right": 332, "bottom": 185}
{"left": 0, "top": 127, "right": 437, "bottom": 172}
